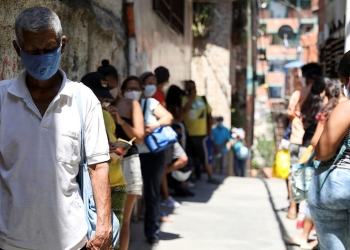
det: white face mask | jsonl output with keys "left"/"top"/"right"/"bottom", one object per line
{"left": 300, "top": 77, "right": 306, "bottom": 87}
{"left": 343, "top": 86, "right": 350, "bottom": 99}
{"left": 143, "top": 85, "right": 157, "bottom": 97}
{"left": 124, "top": 90, "right": 142, "bottom": 100}
{"left": 109, "top": 88, "right": 119, "bottom": 99}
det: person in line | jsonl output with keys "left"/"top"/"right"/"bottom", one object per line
{"left": 211, "top": 116, "right": 231, "bottom": 175}
{"left": 153, "top": 66, "right": 169, "bottom": 106}
{"left": 151, "top": 67, "right": 182, "bottom": 209}
{"left": 286, "top": 77, "right": 344, "bottom": 250}
{"left": 286, "top": 63, "right": 322, "bottom": 220}
{"left": 166, "top": 84, "right": 187, "bottom": 148}
{"left": 81, "top": 72, "right": 128, "bottom": 250}
{"left": 309, "top": 51, "right": 350, "bottom": 250}
{"left": 182, "top": 80, "right": 220, "bottom": 184}
{"left": 231, "top": 128, "right": 248, "bottom": 177}
{"left": 138, "top": 72, "right": 173, "bottom": 245}
{"left": 98, "top": 59, "right": 120, "bottom": 99}
{"left": 100, "top": 71, "right": 144, "bottom": 250}
{"left": 0, "top": 7, "right": 112, "bottom": 249}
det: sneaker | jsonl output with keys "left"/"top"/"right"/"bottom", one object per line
{"left": 160, "top": 196, "right": 181, "bottom": 208}
{"left": 207, "top": 178, "right": 222, "bottom": 184}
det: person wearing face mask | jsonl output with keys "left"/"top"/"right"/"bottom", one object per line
{"left": 211, "top": 117, "right": 231, "bottom": 175}
{"left": 97, "top": 59, "right": 120, "bottom": 99}
{"left": 0, "top": 7, "right": 113, "bottom": 249}
{"left": 103, "top": 75, "right": 144, "bottom": 250}
{"left": 138, "top": 72, "right": 173, "bottom": 245}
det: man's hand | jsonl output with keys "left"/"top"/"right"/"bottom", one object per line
{"left": 189, "top": 89, "right": 196, "bottom": 101}
{"left": 86, "top": 229, "right": 113, "bottom": 250}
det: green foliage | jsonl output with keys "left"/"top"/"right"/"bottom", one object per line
{"left": 255, "top": 135, "right": 275, "bottom": 167}
{"left": 251, "top": 160, "right": 261, "bottom": 169}
{"left": 192, "top": 3, "right": 212, "bottom": 38}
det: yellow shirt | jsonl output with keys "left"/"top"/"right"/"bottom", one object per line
{"left": 102, "top": 110, "right": 126, "bottom": 187}
{"left": 182, "top": 96, "right": 212, "bottom": 136}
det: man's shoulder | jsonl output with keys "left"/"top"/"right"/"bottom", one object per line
{"left": 0, "top": 78, "right": 16, "bottom": 92}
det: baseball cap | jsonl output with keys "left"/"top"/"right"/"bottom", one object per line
{"left": 81, "top": 72, "right": 114, "bottom": 100}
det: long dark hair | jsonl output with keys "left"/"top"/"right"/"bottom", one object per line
{"left": 320, "top": 78, "right": 342, "bottom": 121}
{"left": 338, "top": 50, "right": 350, "bottom": 81}
{"left": 166, "top": 85, "right": 185, "bottom": 108}
{"left": 301, "top": 76, "right": 325, "bottom": 128}
{"left": 166, "top": 85, "right": 185, "bottom": 119}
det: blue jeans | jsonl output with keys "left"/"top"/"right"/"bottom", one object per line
{"left": 308, "top": 167, "right": 350, "bottom": 250}
{"left": 234, "top": 156, "right": 246, "bottom": 177}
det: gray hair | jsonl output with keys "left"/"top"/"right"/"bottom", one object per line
{"left": 15, "top": 6, "right": 62, "bottom": 46}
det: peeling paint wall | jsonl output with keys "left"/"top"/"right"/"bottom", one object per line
{"left": 133, "top": 0, "right": 192, "bottom": 85}
{"left": 191, "top": 0, "right": 233, "bottom": 128}
{"left": 0, "top": 0, "right": 126, "bottom": 81}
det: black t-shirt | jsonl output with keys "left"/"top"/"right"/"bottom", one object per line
{"left": 115, "top": 117, "right": 138, "bottom": 157}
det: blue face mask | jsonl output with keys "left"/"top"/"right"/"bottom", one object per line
{"left": 19, "top": 45, "right": 62, "bottom": 81}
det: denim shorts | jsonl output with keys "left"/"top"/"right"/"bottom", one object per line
{"left": 308, "top": 167, "right": 350, "bottom": 250}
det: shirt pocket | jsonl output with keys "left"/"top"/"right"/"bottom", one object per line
{"left": 56, "top": 132, "right": 80, "bottom": 165}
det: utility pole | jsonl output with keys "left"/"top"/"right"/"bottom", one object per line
{"left": 296, "top": 0, "right": 302, "bottom": 60}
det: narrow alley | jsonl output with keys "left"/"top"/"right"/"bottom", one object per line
{"left": 129, "top": 176, "right": 312, "bottom": 250}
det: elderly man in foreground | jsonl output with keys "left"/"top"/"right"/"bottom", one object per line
{"left": 0, "top": 6, "right": 112, "bottom": 250}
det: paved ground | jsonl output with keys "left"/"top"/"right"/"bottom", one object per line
{"left": 128, "top": 176, "right": 316, "bottom": 250}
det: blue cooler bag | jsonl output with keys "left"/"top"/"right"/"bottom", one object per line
{"left": 145, "top": 126, "right": 178, "bottom": 153}
{"left": 142, "top": 98, "right": 178, "bottom": 153}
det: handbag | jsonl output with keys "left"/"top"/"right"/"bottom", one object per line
{"left": 76, "top": 84, "right": 120, "bottom": 247}
{"left": 291, "top": 152, "right": 317, "bottom": 203}
{"left": 142, "top": 98, "right": 178, "bottom": 153}
{"left": 272, "top": 149, "right": 290, "bottom": 180}
{"left": 291, "top": 141, "right": 347, "bottom": 203}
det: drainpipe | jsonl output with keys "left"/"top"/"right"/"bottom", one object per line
{"left": 246, "top": 0, "right": 253, "bottom": 175}
{"left": 125, "top": 0, "right": 136, "bottom": 75}
{"left": 345, "top": 0, "right": 350, "bottom": 53}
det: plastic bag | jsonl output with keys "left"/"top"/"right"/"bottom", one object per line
{"left": 272, "top": 149, "right": 290, "bottom": 179}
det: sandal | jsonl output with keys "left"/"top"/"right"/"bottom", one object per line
{"left": 286, "top": 212, "right": 297, "bottom": 220}
{"left": 284, "top": 236, "right": 307, "bottom": 246}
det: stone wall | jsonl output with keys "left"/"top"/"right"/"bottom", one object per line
{"left": 0, "top": 0, "right": 126, "bottom": 82}
{"left": 133, "top": 0, "right": 192, "bottom": 85}
{"left": 191, "top": 0, "right": 233, "bottom": 128}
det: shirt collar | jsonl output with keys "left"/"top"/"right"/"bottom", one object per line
{"left": 8, "top": 68, "right": 73, "bottom": 98}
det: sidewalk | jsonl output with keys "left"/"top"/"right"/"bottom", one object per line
{"left": 128, "top": 176, "right": 313, "bottom": 250}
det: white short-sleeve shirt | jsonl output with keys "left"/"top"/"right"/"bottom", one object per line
{"left": 0, "top": 69, "right": 109, "bottom": 250}
{"left": 137, "top": 98, "right": 160, "bottom": 154}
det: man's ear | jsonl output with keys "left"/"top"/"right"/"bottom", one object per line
{"left": 12, "top": 40, "right": 20, "bottom": 57}
{"left": 61, "top": 35, "right": 67, "bottom": 54}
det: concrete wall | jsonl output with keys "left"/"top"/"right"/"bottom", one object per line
{"left": 191, "top": 0, "right": 233, "bottom": 128}
{"left": 0, "top": 0, "right": 126, "bottom": 82}
{"left": 133, "top": 0, "right": 192, "bottom": 86}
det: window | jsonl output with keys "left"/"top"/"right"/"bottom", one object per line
{"left": 289, "top": 0, "right": 311, "bottom": 9}
{"left": 154, "top": 0, "right": 185, "bottom": 34}
{"left": 268, "top": 86, "right": 282, "bottom": 98}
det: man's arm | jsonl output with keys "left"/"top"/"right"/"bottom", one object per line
{"left": 87, "top": 162, "right": 112, "bottom": 249}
